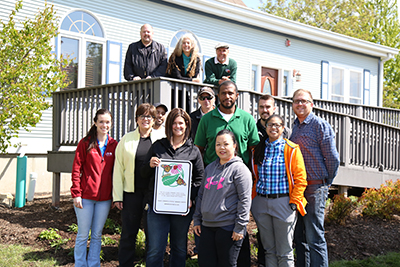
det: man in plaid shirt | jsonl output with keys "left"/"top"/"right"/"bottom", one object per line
{"left": 290, "top": 89, "right": 340, "bottom": 267}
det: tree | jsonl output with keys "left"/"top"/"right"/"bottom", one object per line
{"left": 0, "top": 0, "right": 70, "bottom": 153}
{"left": 260, "top": 0, "right": 400, "bottom": 108}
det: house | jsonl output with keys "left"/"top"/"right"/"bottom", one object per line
{"left": 0, "top": 0, "right": 398, "bottom": 198}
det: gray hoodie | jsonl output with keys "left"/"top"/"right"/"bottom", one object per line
{"left": 193, "top": 156, "right": 252, "bottom": 235}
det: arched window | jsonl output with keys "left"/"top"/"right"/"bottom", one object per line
{"left": 169, "top": 30, "right": 202, "bottom": 54}
{"left": 59, "top": 10, "right": 106, "bottom": 89}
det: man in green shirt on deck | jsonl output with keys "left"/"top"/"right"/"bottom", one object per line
{"left": 203, "top": 43, "right": 237, "bottom": 86}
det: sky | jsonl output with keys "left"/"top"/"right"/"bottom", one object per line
{"left": 242, "top": 0, "right": 263, "bottom": 10}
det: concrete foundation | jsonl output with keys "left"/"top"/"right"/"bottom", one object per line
{"left": 0, "top": 154, "right": 71, "bottom": 197}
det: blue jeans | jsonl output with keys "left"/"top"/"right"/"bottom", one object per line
{"left": 146, "top": 207, "right": 194, "bottom": 267}
{"left": 74, "top": 199, "right": 111, "bottom": 267}
{"left": 294, "top": 184, "right": 329, "bottom": 267}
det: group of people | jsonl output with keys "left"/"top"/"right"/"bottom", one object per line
{"left": 123, "top": 23, "right": 237, "bottom": 86}
{"left": 70, "top": 22, "right": 340, "bottom": 267}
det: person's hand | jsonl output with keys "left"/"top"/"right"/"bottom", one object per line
{"left": 192, "top": 78, "right": 201, "bottom": 83}
{"left": 182, "top": 200, "right": 193, "bottom": 216}
{"left": 133, "top": 76, "right": 141, "bottom": 80}
{"left": 73, "top": 197, "right": 83, "bottom": 209}
{"left": 150, "top": 157, "right": 161, "bottom": 168}
{"left": 145, "top": 76, "right": 152, "bottom": 79}
{"left": 218, "top": 76, "right": 231, "bottom": 84}
{"left": 193, "top": 225, "right": 201, "bottom": 236}
{"left": 232, "top": 231, "right": 243, "bottom": 241}
{"left": 114, "top": 201, "right": 123, "bottom": 210}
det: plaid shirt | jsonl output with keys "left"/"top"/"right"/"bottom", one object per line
{"left": 290, "top": 112, "right": 340, "bottom": 182}
{"left": 256, "top": 138, "right": 289, "bottom": 195}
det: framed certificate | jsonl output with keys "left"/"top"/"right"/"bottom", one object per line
{"left": 153, "top": 159, "right": 192, "bottom": 215}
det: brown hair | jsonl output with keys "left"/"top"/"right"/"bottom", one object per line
{"left": 84, "top": 109, "right": 113, "bottom": 152}
{"left": 135, "top": 103, "right": 157, "bottom": 122}
{"left": 165, "top": 108, "right": 191, "bottom": 141}
{"left": 293, "top": 89, "right": 314, "bottom": 103}
{"left": 259, "top": 94, "right": 275, "bottom": 103}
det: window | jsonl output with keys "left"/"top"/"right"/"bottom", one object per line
{"left": 321, "top": 61, "right": 364, "bottom": 104}
{"left": 169, "top": 30, "right": 202, "bottom": 54}
{"left": 169, "top": 30, "right": 203, "bottom": 80}
{"left": 59, "top": 11, "right": 106, "bottom": 89}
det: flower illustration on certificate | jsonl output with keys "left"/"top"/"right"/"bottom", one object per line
{"left": 160, "top": 164, "right": 186, "bottom": 187}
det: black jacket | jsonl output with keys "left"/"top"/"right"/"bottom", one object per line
{"left": 189, "top": 108, "right": 202, "bottom": 141}
{"left": 141, "top": 138, "right": 204, "bottom": 205}
{"left": 123, "top": 40, "right": 167, "bottom": 80}
{"left": 169, "top": 55, "right": 200, "bottom": 81}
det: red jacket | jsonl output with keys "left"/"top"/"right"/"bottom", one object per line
{"left": 71, "top": 135, "right": 118, "bottom": 201}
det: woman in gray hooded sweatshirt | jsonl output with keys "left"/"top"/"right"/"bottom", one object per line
{"left": 193, "top": 129, "right": 252, "bottom": 267}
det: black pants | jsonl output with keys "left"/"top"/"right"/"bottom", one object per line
{"left": 118, "top": 190, "right": 147, "bottom": 267}
{"left": 256, "top": 230, "right": 266, "bottom": 266}
{"left": 198, "top": 225, "right": 244, "bottom": 267}
{"left": 237, "top": 231, "right": 251, "bottom": 267}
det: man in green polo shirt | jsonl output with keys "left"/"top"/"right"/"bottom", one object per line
{"left": 194, "top": 81, "right": 259, "bottom": 166}
{"left": 203, "top": 43, "right": 237, "bottom": 86}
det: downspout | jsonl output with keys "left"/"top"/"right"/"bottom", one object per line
{"left": 378, "top": 53, "right": 394, "bottom": 106}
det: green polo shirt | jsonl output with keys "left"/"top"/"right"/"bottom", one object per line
{"left": 203, "top": 57, "right": 237, "bottom": 86}
{"left": 194, "top": 105, "right": 259, "bottom": 166}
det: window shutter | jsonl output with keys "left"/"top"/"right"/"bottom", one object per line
{"left": 106, "top": 41, "right": 122, "bottom": 83}
{"left": 321, "top": 61, "right": 329, "bottom": 99}
{"left": 363, "top": 70, "right": 370, "bottom": 105}
{"left": 202, "top": 55, "right": 211, "bottom": 81}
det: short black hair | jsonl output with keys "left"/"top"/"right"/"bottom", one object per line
{"left": 218, "top": 80, "right": 238, "bottom": 94}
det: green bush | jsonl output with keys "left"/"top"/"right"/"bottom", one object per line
{"left": 38, "top": 228, "right": 61, "bottom": 241}
{"left": 327, "top": 194, "right": 357, "bottom": 225}
{"left": 68, "top": 223, "right": 78, "bottom": 233}
{"left": 361, "top": 180, "right": 400, "bottom": 219}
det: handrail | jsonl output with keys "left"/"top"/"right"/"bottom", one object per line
{"left": 51, "top": 78, "right": 400, "bottom": 172}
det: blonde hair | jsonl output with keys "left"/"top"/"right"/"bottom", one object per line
{"left": 166, "top": 33, "right": 200, "bottom": 78}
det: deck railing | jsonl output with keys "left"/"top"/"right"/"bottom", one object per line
{"left": 52, "top": 77, "right": 400, "bottom": 172}
{"left": 312, "top": 99, "right": 400, "bottom": 128}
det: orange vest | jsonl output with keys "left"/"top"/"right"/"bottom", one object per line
{"left": 251, "top": 139, "right": 308, "bottom": 216}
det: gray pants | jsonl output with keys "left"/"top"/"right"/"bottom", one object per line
{"left": 251, "top": 195, "right": 297, "bottom": 267}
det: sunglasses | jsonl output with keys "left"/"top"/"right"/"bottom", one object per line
{"left": 199, "top": 95, "right": 213, "bottom": 101}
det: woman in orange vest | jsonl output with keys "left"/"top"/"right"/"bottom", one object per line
{"left": 251, "top": 114, "right": 307, "bottom": 267}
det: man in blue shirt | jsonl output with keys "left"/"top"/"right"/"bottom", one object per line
{"left": 290, "top": 89, "right": 340, "bottom": 267}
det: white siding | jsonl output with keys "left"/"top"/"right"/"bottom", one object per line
{"left": 0, "top": 0, "right": 383, "bottom": 153}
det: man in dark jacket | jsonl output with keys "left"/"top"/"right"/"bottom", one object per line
{"left": 189, "top": 87, "right": 215, "bottom": 141}
{"left": 123, "top": 24, "right": 167, "bottom": 81}
{"left": 257, "top": 94, "right": 291, "bottom": 140}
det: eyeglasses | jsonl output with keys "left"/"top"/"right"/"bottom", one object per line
{"left": 293, "top": 99, "right": 312, "bottom": 105}
{"left": 199, "top": 95, "right": 213, "bottom": 101}
{"left": 139, "top": 115, "right": 154, "bottom": 120}
{"left": 266, "top": 123, "right": 283, "bottom": 129}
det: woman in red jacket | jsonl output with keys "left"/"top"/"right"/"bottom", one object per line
{"left": 70, "top": 108, "right": 118, "bottom": 267}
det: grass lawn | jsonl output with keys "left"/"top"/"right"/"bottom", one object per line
{"left": 330, "top": 252, "right": 400, "bottom": 267}
{"left": 0, "top": 244, "right": 57, "bottom": 267}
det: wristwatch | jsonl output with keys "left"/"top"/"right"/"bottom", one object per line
{"left": 289, "top": 203, "right": 297, "bottom": 211}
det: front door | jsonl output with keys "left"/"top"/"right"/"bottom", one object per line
{"left": 261, "top": 67, "right": 278, "bottom": 96}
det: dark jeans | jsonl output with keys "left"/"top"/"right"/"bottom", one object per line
{"left": 146, "top": 206, "right": 194, "bottom": 267}
{"left": 198, "top": 225, "right": 244, "bottom": 267}
{"left": 118, "top": 190, "right": 147, "bottom": 267}
{"left": 294, "top": 184, "right": 329, "bottom": 267}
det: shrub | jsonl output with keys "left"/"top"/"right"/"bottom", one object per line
{"left": 38, "top": 228, "right": 61, "bottom": 241}
{"left": 327, "top": 194, "right": 357, "bottom": 225}
{"left": 68, "top": 223, "right": 78, "bottom": 233}
{"left": 361, "top": 180, "right": 400, "bottom": 219}
{"left": 101, "top": 236, "right": 116, "bottom": 246}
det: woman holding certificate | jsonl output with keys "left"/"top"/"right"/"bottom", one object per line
{"left": 193, "top": 129, "right": 252, "bottom": 267}
{"left": 142, "top": 107, "right": 204, "bottom": 267}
